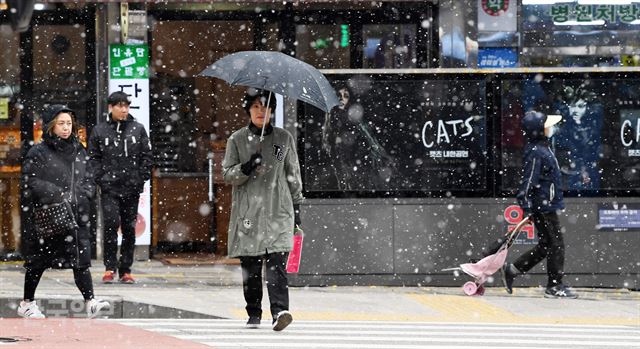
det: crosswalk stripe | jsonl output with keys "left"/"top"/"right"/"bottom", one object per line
{"left": 115, "top": 320, "right": 640, "bottom": 333}
{"left": 162, "top": 334, "right": 639, "bottom": 347}
{"left": 112, "top": 319, "right": 640, "bottom": 349}
{"left": 200, "top": 343, "right": 548, "bottom": 349}
{"left": 145, "top": 328, "right": 639, "bottom": 340}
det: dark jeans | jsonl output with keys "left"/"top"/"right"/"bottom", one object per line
{"left": 24, "top": 267, "right": 94, "bottom": 301}
{"left": 240, "top": 252, "right": 289, "bottom": 320}
{"left": 102, "top": 192, "right": 140, "bottom": 276}
{"left": 513, "top": 211, "right": 565, "bottom": 287}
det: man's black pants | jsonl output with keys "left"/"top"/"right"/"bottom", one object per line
{"left": 102, "top": 192, "right": 140, "bottom": 276}
{"left": 240, "top": 252, "right": 289, "bottom": 320}
{"left": 513, "top": 211, "right": 565, "bottom": 287}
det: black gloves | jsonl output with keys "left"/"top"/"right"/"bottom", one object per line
{"left": 241, "top": 152, "right": 263, "bottom": 176}
{"left": 293, "top": 204, "right": 301, "bottom": 226}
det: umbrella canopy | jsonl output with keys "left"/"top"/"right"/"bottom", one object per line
{"left": 199, "top": 51, "right": 339, "bottom": 113}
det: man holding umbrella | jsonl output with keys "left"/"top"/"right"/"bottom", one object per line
{"left": 222, "top": 89, "right": 304, "bottom": 331}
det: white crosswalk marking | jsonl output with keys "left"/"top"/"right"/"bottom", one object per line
{"left": 113, "top": 319, "right": 640, "bottom": 349}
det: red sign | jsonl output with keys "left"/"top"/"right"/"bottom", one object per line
{"left": 504, "top": 205, "right": 535, "bottom": 240}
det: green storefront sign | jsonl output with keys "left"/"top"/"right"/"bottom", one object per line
{"left": 551, "top": 4, "right": 640, "bottom": 24}
{"left": 109, "top": 44, "right": 149, "bottom": 79}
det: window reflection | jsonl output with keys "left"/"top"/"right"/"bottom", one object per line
{"left": 296, "top": 24, "right": 350, "bottom": 69}
{"left": 362, "top": 24, "right": 416, "bottom": 68}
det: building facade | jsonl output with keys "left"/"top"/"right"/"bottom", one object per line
{"left": 0, "top": 0, "right": 638, "bottom": 288}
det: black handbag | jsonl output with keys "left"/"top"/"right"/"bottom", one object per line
{"left": 33, "top": 161, "right": 78, "bottom": 238}
{"left": 34, "top": 200, "right": 78, "bottom": 238}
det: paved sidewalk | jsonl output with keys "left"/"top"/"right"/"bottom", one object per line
{"left": 0, "top": 260, "right": 638, "bottom": 326}
{"left": 0, "top": 318, "right": 211, "bottom": 348}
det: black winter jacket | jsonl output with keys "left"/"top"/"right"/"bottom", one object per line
{"left": 516, "top": 112, "right": 565, "bottom": 215}
{"left": 22, "top": 134, "right": 94, "bottom": 269}
{"left": 87, "top": 114, "right": 152, "bottom": 196}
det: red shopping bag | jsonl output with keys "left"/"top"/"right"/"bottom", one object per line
{"left": 286, "top": 226, "right": 304, "bottom": 273}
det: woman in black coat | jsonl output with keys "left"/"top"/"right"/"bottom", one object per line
{"left": 19, "top": 105, "right": 110, "bottom": 318}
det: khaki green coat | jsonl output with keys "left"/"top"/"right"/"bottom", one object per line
{"left": 222, "top": 125, "right": 304, "bottom": 257}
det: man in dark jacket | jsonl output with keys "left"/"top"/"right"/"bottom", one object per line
{"left": 501, "top": 111, "right": 578, "bottom": 299}
{"left": 88, "top": 92, "right": 152, "bottom": 284}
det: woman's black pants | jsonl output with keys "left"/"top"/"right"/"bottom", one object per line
{"left": 240, "top": 251, "right": 289, "bottom": 320}
{"left": 24, "top": 266, "right": 94, "bottom": 301}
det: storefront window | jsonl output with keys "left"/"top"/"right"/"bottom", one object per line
{"left": 501, "top": 77, "right": 640, "bottom": 192}
{"left": 296, "top": 24, "right": 351, "bottom": 69}
{"left": 0, "top": 24, "right": 21, "bottom": 259}
{"left": 0, "top": 24, "right": 21, "bottom": 172}
{"left": 520, "top": 4, "right": 640, "bottom": 67}
{"left": 31, "top": 23, "right": 89, "bottom": 143}
{"left": 150, "top": 19, "right": 281, "bottom": 173}
{"left": 362, "top": 24, "right": 417, "bottom": 68}
{"left": 304, "top": 75, "right": 486, "bottom": 193}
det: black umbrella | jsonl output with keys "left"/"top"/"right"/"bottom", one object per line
{"left": 200, "top": 51, "right": 339, "bottom": 137}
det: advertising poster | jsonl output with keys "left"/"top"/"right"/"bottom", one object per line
{"left": 304, "top": 76, "right": 487, "bottom": 192}
{"left": 501, "top": 78, "right": 640, "bottom": 192}
{"left": 108, "top": 44, "right": 151, "bottom": 247}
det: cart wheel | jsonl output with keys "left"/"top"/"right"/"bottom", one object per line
{"left": 475, "top": 285, "right": 485, "bottom": 296}
{"left": 463, "top": 281, "right": 477, "bottom": 296}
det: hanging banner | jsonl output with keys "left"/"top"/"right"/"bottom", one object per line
{"left": 108, "top": 43, "right": 151, "bottom": 248}
{"left": 478, "top": 0, "right": 517, "bottom": 32}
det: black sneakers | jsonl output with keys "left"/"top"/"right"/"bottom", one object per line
{"left": 545, "top": 284, "right": 578, "bottom": 299}
{"left": 272, "top": 310, "right": 293, "bottom": 331}
{"left": 246, "top": 316, "right": 261, "bottom": 329}
{"left": 500, "top": 263, "right": 516, "bottom": 294}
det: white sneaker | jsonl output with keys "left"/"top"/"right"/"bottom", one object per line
{"left": 86, "top": 299, "right": 110, "bottom": 318}
{"left": 272, "top": 310, "right": 293, "bottom": 331}
{"left": 17, "top": 300, "right": 46, "bottom": 319}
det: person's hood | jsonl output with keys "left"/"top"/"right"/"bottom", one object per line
{"left": 42, "top": 104, "right": 74, "bottom": 127}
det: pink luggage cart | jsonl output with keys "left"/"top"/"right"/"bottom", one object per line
{"left": 444, "top": 217, "right": 530, "bottom": 296}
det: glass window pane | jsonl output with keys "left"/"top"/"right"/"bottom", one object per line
{"left": 296, "top": 24, "right": 350, "bottom": 69}
{"left": 501, "top": 78, "right": 640, "bottom": 192}
{"left": 0, "top": 25, "right": 21, "bottom": 170}
{"left": 520, "top": 4, "right": 640, "bottom": 67}
{"left": 362, "top": 24, "right": 417, "bottom": 68}
{"left": 151, "top": 20, "right": 254, "bottom": 173}
{"left": 304, "top": 76, "right": 486, "bottom": 192}
{"left": 32, "top": 24, "right": 88, "bottom": 144}
{"left": 0, "top": 25, "right": 19, "bottom": 88}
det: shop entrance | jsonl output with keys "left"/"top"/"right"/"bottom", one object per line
{"left": 149, "top": 19, "right": 280, "bottom": 257}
